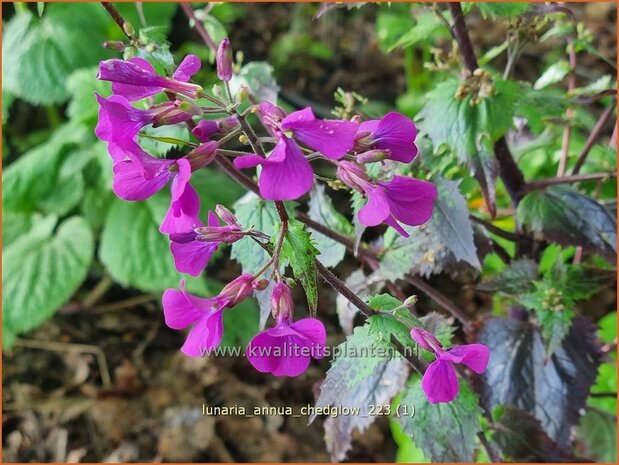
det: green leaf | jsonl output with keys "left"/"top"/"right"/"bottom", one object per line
{"left": 420, "top": 78, "right": 519, "bottom": 214}
{"left": 475, "top": 2, "right": 530, "bottom": 18}
{"left": 3, "top": 216, "right": 94, "bottom": 348}
{"left": 66, "top": 68, "right": 111, "bottom": 123}
{"left": 114, "top": 3, "right": 177, "bottom": 33}
{"left": 99, "top": 194, "right": 210, "bottom": 295}
{"left": 534, "top": 60, "right": 570, "bottom": 90}
{"left": 136, "top": 26, "right": 175, "bottom": 74}
{"left": 477, "top": 258, "right": 538, "bottom": 294}
{"left": 138, "top": 125, "right": 191, "bottom": 158}
{"left": 307, "top": 183, "right": 353, "bottom": 268}
{"left": 368, "top": 293, "right": 402, "bottom": 311}
{"left": 3, "top": 123, "right": 90, "bottom": 216}
{"left": 398, "top": 379, "right": 482, "bottom": 462}
{"left": 219, "top": 291, "right": 259, "bottom": 349}
{"left": 388, "top": 12, "right": 445, "bottom": 52}
{"left": 280, "top": 219, "right": 319, "bottom": 314}
{"left": 2, "top": 210, "right": 35, "bottom": 248}
{"left": 390, "top": 416, "right": 429, "bottom": 463}
{"left": 576, "top": 409, "right": 617, "bottom": 463}
{"left": 230, "top": 193, "right": 279, "bottom": 274}
{"left": 2, "top": 5, "right": 111, "bottom": 104}
{"left": 517, "top": 186, "right": 616, "bottom": 264}
{"left": 375, "top": 11, "right": 414, "bottom": 52}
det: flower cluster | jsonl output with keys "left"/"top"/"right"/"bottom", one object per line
{"left": 94, "top": 38, "right": 450, "bottom": 394}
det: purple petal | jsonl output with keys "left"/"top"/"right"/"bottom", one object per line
{"left": 107, "top": 142, "right": 128, "bottom": 164}
{"left": 271, "top": 340, "right": 312, "bottom": 377}
{"left": 173, "top": 54, "right": 201, "bottom": 82}
{"left": 282, "top": 107, "right": 358, "bottom": 160}
{"left": 101, "top": 58, "right": 163, "bottom": 101}
{"left": 170, "top": 239, "right": 218, "bottom": 277}
{"left": 192, "top": 120, "right": 220, "bottom": 142}
{"left": 233, "top": 154, "right": 264, "bottom": 169}
{"left": 421, "top": 359, "right": 459, "bottom": 404}
{"left": 442, "top": 344, "right": 490, "bottom": 374}
{"left": 246, "top": 331, "right": 279, "bottom": 373}
{"left": 382, "top": 215, "right": 410, "bottom": 238}
{"left": 112, "top": 159, "right": 171, "bottom": 200}
{"left": 357, "top": 119, "right": 380, "bottom": 134}
{"left": 358, "top": 186, "right": 390, "bottom": 226}
{"left": 181, "top": 311, "right": 224, "bottom": 357}
{"left": 162, "top": 284, "right": 208, "bottom": 329}
{"left": 291, "top": 318, "right": 327, "bottom": 347}
{"left": 258, "top": 138, "right": 314, "bottom": 201}
{"left": 95, "top": 93, "right": 153, "bottom": 143}
{"left": 381, "top": 176, "right": 438, "bottom": 227}
{"left": 374, "top": 112, "right": 418, "bottom": 163}
{"left": 246, "top": 332, "right": 312, "bottom": 377}
{"left": 410, "top": 327, "right": 442, "bottom": 352}
{"left": 160, "top": 183, "right": 201, "bottom": 234}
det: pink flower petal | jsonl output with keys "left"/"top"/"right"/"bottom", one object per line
{"left": 258, "top": 138, "right": 314, "bottom": 200}
{"left": 421, "top": 359, "right": 459, "bottom": 404}
{"left": 181, "top": 311, "right": 224, "bottom": 357}
{"left": 381, "top": 176, "right": 437, "bottom": 227}
{"left": 374, "top": 112, "right": 418, "bottom": 163}
{"left": 442, "top": 344, "right": 490, "bottom": 374}
{"left": 162, "top": 284, "right": 208, "bottom": 329}
{"left": 173, "top": 54, "right": 201, "bottom": 82}
{"left": 358, "top": 186, "right": 390, "bottom": 226}
{"left": 160, "top": 183, "right": 201, "bottom": 234}
{"left": 112, "top": 159, "right": 171, "bottom": 200}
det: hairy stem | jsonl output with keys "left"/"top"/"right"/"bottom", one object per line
{"left": 180, "top": 3, "right": 218, "bottom": 52}
{"left": 557, "top": 38, "right": 577, "bottom": 177}
{"left": 101, "top": 2, "right": 134, "bottom": 41}
{"left": 572, "top": 101, "right": 616, "bottom": 174}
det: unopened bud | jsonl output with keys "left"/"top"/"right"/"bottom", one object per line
{"left": 195, "top": 225, "right": 243, "bottom": 243}
{"left": 187, "top": 140, "right": 218, "bottom": 169}
{"left": 192, "top": 120, "right": 220, "bottom": 142}
{"left": 215, "top": 205, "right": 239, "bottom": 227}
{"left": 122, "top": 21, "right": 136, "bottom": 38}
{"left": 221, "top": 274, "right": 255, "bottom": 307}
{"left": 402, "top": 295, "right": 418, "bottom": 308}
{"left": 103, "top": 40, "right": 126, "bottom": 52}
{"left": 357, "top": 149, "right": 391, "bottom": 164}
{"left": 216, "top": 37, "right": 233, "bottom": 81}
{"left": 239, "top": 134, "right": 250, "bottom": 145}
{"left": 271, "top": 282, "right": 293, "bottom": 320}
{"left": 218, "top": 116, "right": 238, "bottom": 133}
{"left": 336, "top": 160, "right": 372, "bottom": 193}
{"left": 253, "top": 279, "right": 269, "bottom": 291}
{"left": 212, "top": 84, "right": 225, "bottom": 99}
{"left": 237, "top": 85, "right": 250, "bottom": 101}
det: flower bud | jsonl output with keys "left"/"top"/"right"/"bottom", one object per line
{"left": 253, "top": 279, "right": 269, "bottom": 291}
{"left": 271, "top": 282, "right": 293, "bottom": 320}
{"left": 215, "top": 205, "right": 240, "bottom": 227}
{"left": 192, "top": 120, "right": 220, "bottom": 142}
{"left": 187, "top": 140, "right": 218, "bottom": 170}
{"left": 357, "top": 149, "right": 391, "bottom": 164}
{"left": 237, "top": 85, "right": 250, "bottom": 101}
{"left": 221, "top": 274, "right": 255, "bottom": 307}
{"left": 336, "top": 160, "right": 372, "bottom": 193}
{"left": 195, "top": 225, "right": 244, "bottom": 243}
{"left": 216, "top": 38, "right": 233, "bottom": 81}
{"left": 103, "top": 40, "right": 126, "bottom": 52}
{"left": 218, "top": 116, "right": 238, "bottom": 133}
{"left": 122, "top": 21, "right": 136, "bottom": 38}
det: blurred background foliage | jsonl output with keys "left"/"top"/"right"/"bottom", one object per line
{"left": 2, "top": 2, "right": 617, "bottom": 462}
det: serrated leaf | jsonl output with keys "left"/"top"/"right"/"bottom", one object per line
{"left": 375, "top": 10, "right": 414, "bottom": 52}
{"left": 2, "top": 5, "right": 111, "bottom": 104}
{"left": 99, "top": 194, "right": 209, "bottom": 295}
{"left": 478, "top": 317, "right": 602, "bottom": 447}
{"left": 517, "top": 186, "right": 617, "bottom": 264}
{"left": 280, "top": 220, "right": 319, "bottom": 314}
{"left": 368, "top": 293, "right": 402, "bottom": 311}
{"left": 336, "top": 269, "right": 384, "bottom": 335}
{"left": 307, "top": 184, "right": 352, "bottom": 268}
{"left": 388, "top": 12, "right": 445, "bottom": 52}
{"left": 323, "top": 358, "right": 410, "bottom": 461}
{"left": 430, "top": 177, "right": 480, "bottom": 268}
{"left": 2, "top": 216, "right": 94, "bottom": 348}
{"left": 398, "top": 379, "right": 482, "bottom": 462}
{"left": 420, "top": 79, "right": 519, "bottom": 215}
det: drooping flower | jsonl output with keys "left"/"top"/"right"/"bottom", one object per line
{"left": 163, "top": 275, "right": 261, "bottom": 357}
{"left": 356, "top": 112, "right": 418, "bottom": 163}
{"left": 410, "top": 327, "right": 489, "bottom": 404}
{"left": 234, "top": 137, "right": 314, "bottom": 200}
{"left": 98, "top": 55, "right": 202, "bottom": 101}
{"left": 336, "top": 161, "right": 437, "bottom": 237}
{"left": 246, "top": 283, "right": 326, "bottom": 376}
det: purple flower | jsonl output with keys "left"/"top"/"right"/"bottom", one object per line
{"left": 280, "top": 107, "right": 358, "bottom": 160}
{"left": 192, "top": 117, "right": 238, "bottom": 142}
{"left": 246, "top": 283, "right": 326, "bottom": 376}
{"left": 163, "top": 274, "right": 258, "bottom": 357}
{"left": 410, "top": 328, "right": 489, "bottom": 404}
{"left": 234, "top": 137, "right": 314, "bottom": 200}
{"left": 337, "top": 161, "right": 437, "bottom": 237}
{"left": 98, "top": 55, "right": 202, "bottom": 101}
{"left": 95, "top": 94, "right": 198, "bottom": 150}
{"left": 356, "top": 112, "right": 418, "bottom": 163}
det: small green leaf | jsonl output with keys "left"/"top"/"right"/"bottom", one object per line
{"left": 576, "top": 409, "right": 617, "bottom": 463}
{"left": 475, "top": 2, "right": 530, "bottom": 18}
{"left": 3, "top": 216, "right": 94, "bottom": 348}
{"left": 280, "top": 220, "right": 319, "bottom": 314}
{"left": 534, "top": 60, "right": 570, "bottom": 90}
